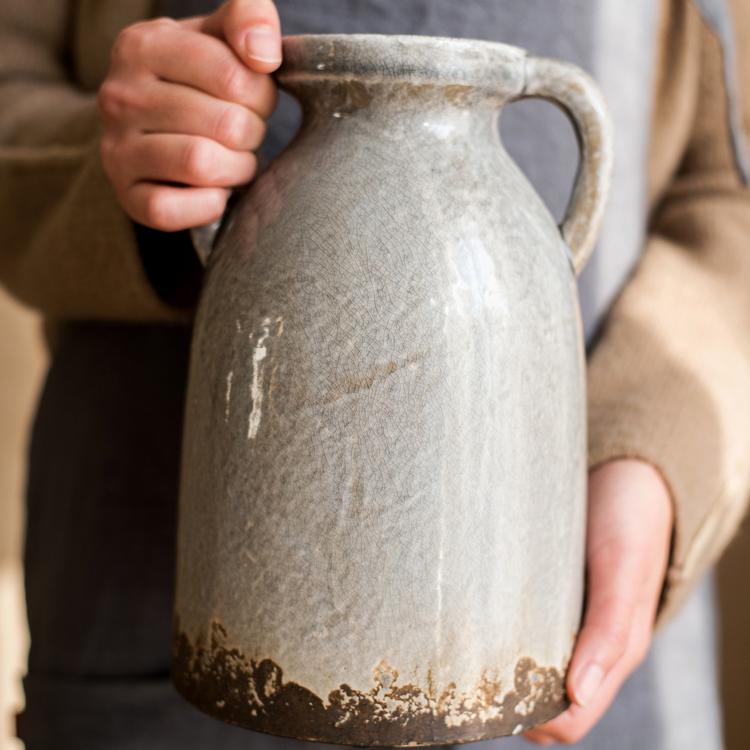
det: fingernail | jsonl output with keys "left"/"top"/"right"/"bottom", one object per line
{"left": 574, "top": 662, "right": 605, "bottom": 707}
{"left": 244, "top": 25, "right": 281, "bottom": 64}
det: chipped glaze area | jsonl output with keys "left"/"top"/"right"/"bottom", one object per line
{"left": 173, "top": 621, "right": 568, "bottom": 747}
{"left": 176, "top": 34, "right": 611, "bottom": 746}
{"left": 247, "top": 317, "right": 272, "bottom": 439}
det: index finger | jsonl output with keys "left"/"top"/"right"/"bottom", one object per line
{"left": 144, "top": 23, "right": 277, "bottom": 116}
{"left": 199, "top": 0, "right": 282, "bottom": 73}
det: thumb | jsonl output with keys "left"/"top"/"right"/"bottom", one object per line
{"left": 201, "top": 0, "right": 282, "bottom": 73}
{"left": 566, "top": 542, "right": 641, "bottom": 708}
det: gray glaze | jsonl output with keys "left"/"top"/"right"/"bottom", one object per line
{"left": 174, "top": 34, "right": 612, "bottom": 745}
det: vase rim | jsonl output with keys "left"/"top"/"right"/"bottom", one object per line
{"left": 278, "top": 34, "right": 528, "bottom": 95}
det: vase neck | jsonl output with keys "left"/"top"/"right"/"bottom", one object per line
{"left": 277, "top": 34, "right": 527, "bottom": 116}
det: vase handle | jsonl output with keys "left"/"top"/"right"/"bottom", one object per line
{"left": 190, "top": 219, "right": 223, "bottom": 266}
{"left": 516, "top": 56, "right": 613, "bottom": 276}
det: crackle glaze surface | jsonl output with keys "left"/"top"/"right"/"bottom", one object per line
{"left": 175, "top": 34, "right": 611, "bottom": 746}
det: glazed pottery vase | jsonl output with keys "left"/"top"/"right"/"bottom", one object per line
{"left": 174, "top": 34, "right": 612, "bottom": 746}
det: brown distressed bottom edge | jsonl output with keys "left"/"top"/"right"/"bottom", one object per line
{"left": 172, "top": 620, "right": 569, "bottom": 747}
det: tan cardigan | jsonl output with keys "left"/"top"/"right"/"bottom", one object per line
{"left": 0, "top": 0, "right": 749, "bottom": 628}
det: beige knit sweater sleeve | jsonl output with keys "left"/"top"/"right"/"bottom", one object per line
{"left": 0, "top": 0, "right": 185, "bottom": 321}
{"left": 587, "top": 0, "right": 750, "bottom": 627}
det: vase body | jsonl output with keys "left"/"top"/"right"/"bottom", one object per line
{"left": 173, "top": 34, "right": 611, "bottom": 746}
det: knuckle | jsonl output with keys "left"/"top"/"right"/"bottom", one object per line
{"left": 113, "top": 18, "right": 171, "bottom": 63}
{"left": 215, "top": 105, "right": 247, "bottom": 148}
{"left": 220, "top": 63, "right": 248, "bottom": 103}
{"left": 183, "top": 139, "right": 215, "bottom": 182}
{"left": 143, "top": 189, "right": 173, "bottom": 228}
{"left": 97, "top": 81, "right": 131, "bottom": 123}
{"left": 113, "top": 24, "right": 148, "bottom": 62}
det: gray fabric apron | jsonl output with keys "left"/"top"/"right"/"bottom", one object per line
{"left": 19, "top": 1, "right": 736, "bottom": 747}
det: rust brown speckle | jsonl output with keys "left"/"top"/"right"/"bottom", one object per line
{"left": 172, "top": 620, "right": 568, "bottom": 747}
{"left": 329, "top": 79, "right": 374, "bottom": 113}
{"left": 322, "top": 353, "right": 425, "bottom": 404}
{"left": 443, "top": 84, "right": 473, "bottom": 106}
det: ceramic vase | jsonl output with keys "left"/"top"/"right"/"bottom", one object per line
{"left": 174, "top": 33, "right": 612, "bottom": 746}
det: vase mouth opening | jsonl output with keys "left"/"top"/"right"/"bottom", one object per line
{"left": 277, "top": 34, "right": 527, "bottom": 98}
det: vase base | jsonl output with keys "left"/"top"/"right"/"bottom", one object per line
{"left": 172, "top": 621, "right": 569, "bottom": 747}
